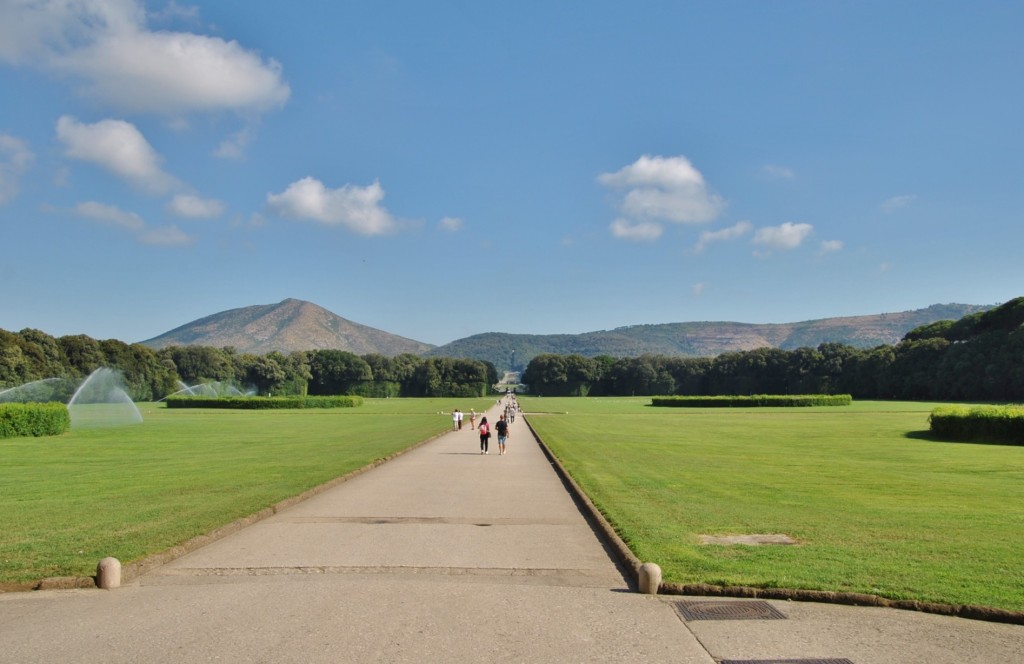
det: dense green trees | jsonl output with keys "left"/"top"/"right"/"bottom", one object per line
{"left": 521, "top": 354, "right": 597, "bottom": 396}
{"left": 307, "top": 350, "right": 373, "bottom": 395}
{"left": 2, "top": 297, "right": 1022, "bottom": 402}
{"left": 0, "top": 329, "right": 177, "bottom": 401}
{"left": 236, "top": 354, "right": 287, "bottom": 396}
{"left": 406, "top": 357, "right": 492, "bottom": 397}
{"left": 523, "top": 297, "right": 1024, "bottom": 401}
{"left": 0, "top": 329, "right": 497, "bottom": 400}
{"left": 58, "top": 335, "right": 106, "bottom": 376}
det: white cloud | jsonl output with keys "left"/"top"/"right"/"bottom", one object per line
{"left": 165, "top": 116, "right": 190, "bottom": 132}
{"left": 0, "top": 0, "right": 289, "bottom": 115}
{"left": 147, "top": 1, "right": 200, "bottom": 25}
{"left": 610, "top": 218, "right": 663, "bottom": 242}
{"left": 0, "top": 134, "right": 34, "bottom": 205}
{"left": 881, "top": 194, "right": 917, "bottom": 213}
{"left": 819, "top": 239, "right": 844, "bottom": 254}
{"left": 56, "top": 115, "right": 179, "bottom": 194}
{"left": 139, "top": 224, "right": 194, "bottom": 246}
{"left": 213, "top": 126, "right": 255, "bottom": 159}
{"left": 753, "top": 222, "right": 813, "bottom": 250}
{"left": 74, "top": 201, "right": 145, "bottom": 231}
{"left": 599, "top": 155, "right": 725, "bottom": 226}
{"left": 692, "top": 282, "right": 707, "bottom": 297}
{"left": 762, "top": 164, "right": 795, "bottom": 179}
{"left": 0, "top": 0, "right": 139, "bottom": 65}
{"left": 64, "top": 32, "right": 289, "bottom": 115}
{"left": 439, "top": 216, "right": 464, "bottom": 232}
{"left": 74, "top": 200, "right": 195, "bottom": 246}
{"left": 168, "top": 193, "right": 225, "bottom": 219}
{"left": 693, "top": 220, "right": 753, "bottom": 253}
{"left": 266, "top": 177, "right": 397, "bottom": 235}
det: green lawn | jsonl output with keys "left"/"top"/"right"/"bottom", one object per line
{"left": 520, "top": 397, "right": 1024, "bottom": 613}
{"left": 6, "top": 396, "right": 1023, "bottom": 613}
{"left": 0, "top": 398, "right": 494, "bottom": 588}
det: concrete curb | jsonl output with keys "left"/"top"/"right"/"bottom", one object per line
{"left": 25, "top": 428, "right": 451, "bottom": 593}
{"left": 659, "top": 582, "right": 1024, "bottom": 626}
{"left": 522, "top": 414, "right": 1024, "bottom": 626}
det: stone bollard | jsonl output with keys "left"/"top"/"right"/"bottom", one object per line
{"left": 96, "top": 557, "right": 121, "bottom": 589}
{"left": 638, "top": 562, "right": 661, "bottom": 595}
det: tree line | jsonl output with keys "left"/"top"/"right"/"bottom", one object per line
{"left": 2, "top": 296, "right": 1021, "bottom": 402}
{"left": 522, "top": 297, "right": 1024, "bottom": 401}
{"left": 0, "top": 332, "right": 498, "bottom": 400}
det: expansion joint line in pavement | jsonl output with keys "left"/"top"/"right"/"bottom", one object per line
{"left": 273, "top": 516, "right": 577, "bottom": 526}
{"left": 155, "top": 566, "right": 604, "bottom": 577}
{"left": 147, "top": 565, "right": 616, "bottom": 588}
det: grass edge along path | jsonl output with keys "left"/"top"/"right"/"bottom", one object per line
{"left": 1, "top": 398, "right": 494, "bottom": 591}
{"left": 30, "top": 430, "right": 436, "bottom": 593}
{"left": 521, "top": 397, "right": 1024, "bottom": 624}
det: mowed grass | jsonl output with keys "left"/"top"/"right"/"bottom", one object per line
{"left": 0, "top": 398, "right": 494, "bottom": 587}
{"left": 520, "top": 397, "right": 1024, "bottom": 613}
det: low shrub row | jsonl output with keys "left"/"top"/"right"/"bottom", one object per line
{"left": 929, "top": 405, "right": 1024, "bottom": 445}
{"left": 165, "top": 395, "right": 364, "bottom": 410}
{"left": 651, "top": 394, "right": 853, "bottom": 408}
{"left": 0, "top": 403, "right": 71, "bottom": 438}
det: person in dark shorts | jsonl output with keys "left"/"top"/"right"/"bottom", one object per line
{"left": 495, "top": 414, "right": 509, "bottom": 455}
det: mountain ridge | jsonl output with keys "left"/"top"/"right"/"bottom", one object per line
{"left": 141, "top": 298, "right": 434, "bottom": 356}
{"left": 425, "top": 303, "right": 991, "bottom": 370}
{"left": 140, "top": 299, "right": 990, "bottom": 371}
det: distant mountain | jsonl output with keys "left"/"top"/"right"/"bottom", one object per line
{"left": 142, "top": 299, "right": 992, "bottom": 371}
{"left": 141, "top": 299, "right": 434, "bottom": 356}
{"left": 426, "top": 303, "right": 992, "bottom": 371}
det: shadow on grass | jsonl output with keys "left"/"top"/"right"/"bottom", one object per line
{"left": 905, "top": 429, "right": 1023, "bottom": 447}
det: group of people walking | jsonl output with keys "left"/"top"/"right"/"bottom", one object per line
{"left": 451, "top": 395, "right": 519, "bottom": 456}
{"left": 476, "top": 414, "right": 509, "bottom": 455}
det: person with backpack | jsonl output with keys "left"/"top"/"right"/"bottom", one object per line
{"left": 495, "top": 414, "right": 509, "bottom": 455}
{"left": 478, "top": 417, "right": 490, "bottom": 454}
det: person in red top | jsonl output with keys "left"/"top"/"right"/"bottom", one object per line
{"left": 478, "top": 417, "right": 490, "bottom": 454}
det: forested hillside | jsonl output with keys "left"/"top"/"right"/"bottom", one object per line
{"left": 427, "top": 303, "right": 989, "bottom": 371}
{"left": 139, "top": 299, "right": 985, "bottom": 373}
{"left": 521, "top": 297, "right": 1024, "bottom": 402}
{"left": 2, "top": 299, "right": 1018, "bottom": 402}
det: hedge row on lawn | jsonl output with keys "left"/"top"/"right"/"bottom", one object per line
{"left": 929, "top": 405, "right": 1024, "bottom": 445}
{"left": 651, "top": 394, "right": 853, "bottom": 407}
{"left": 0, "top": 403, "right": 70, "bottom": 438}
{"left": 165, "top": 395, "right": 364, "bottom": 409}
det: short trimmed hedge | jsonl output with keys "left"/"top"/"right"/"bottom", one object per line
{"left": 651, "top": 394, "right": 853, "bottom": 408}
{"left": 165, "top": 395, "right": 364, "bottom": 410}
{"left": 0, "top": 403, "right": 71, "bottom": 438}
{"left": 929, "top": 405, "right": 1024, "bottom": 445}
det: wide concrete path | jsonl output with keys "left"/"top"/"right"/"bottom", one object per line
{"left": 2, "top": 401, "right": 1023, "bottom": 663}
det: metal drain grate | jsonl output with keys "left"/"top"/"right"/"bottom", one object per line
{"left": 719, "top": 660, "right": 854, "bottom": 664}
{"left": 674, "top": 600, "right": 787, "bottom": 621}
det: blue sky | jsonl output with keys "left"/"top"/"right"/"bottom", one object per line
{"left": 1, "top": 1, "right": 1022, "bottom": 347}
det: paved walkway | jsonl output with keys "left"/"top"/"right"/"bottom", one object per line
{"left": 1, "top": 402, "right": 1022, "bottom": 662}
